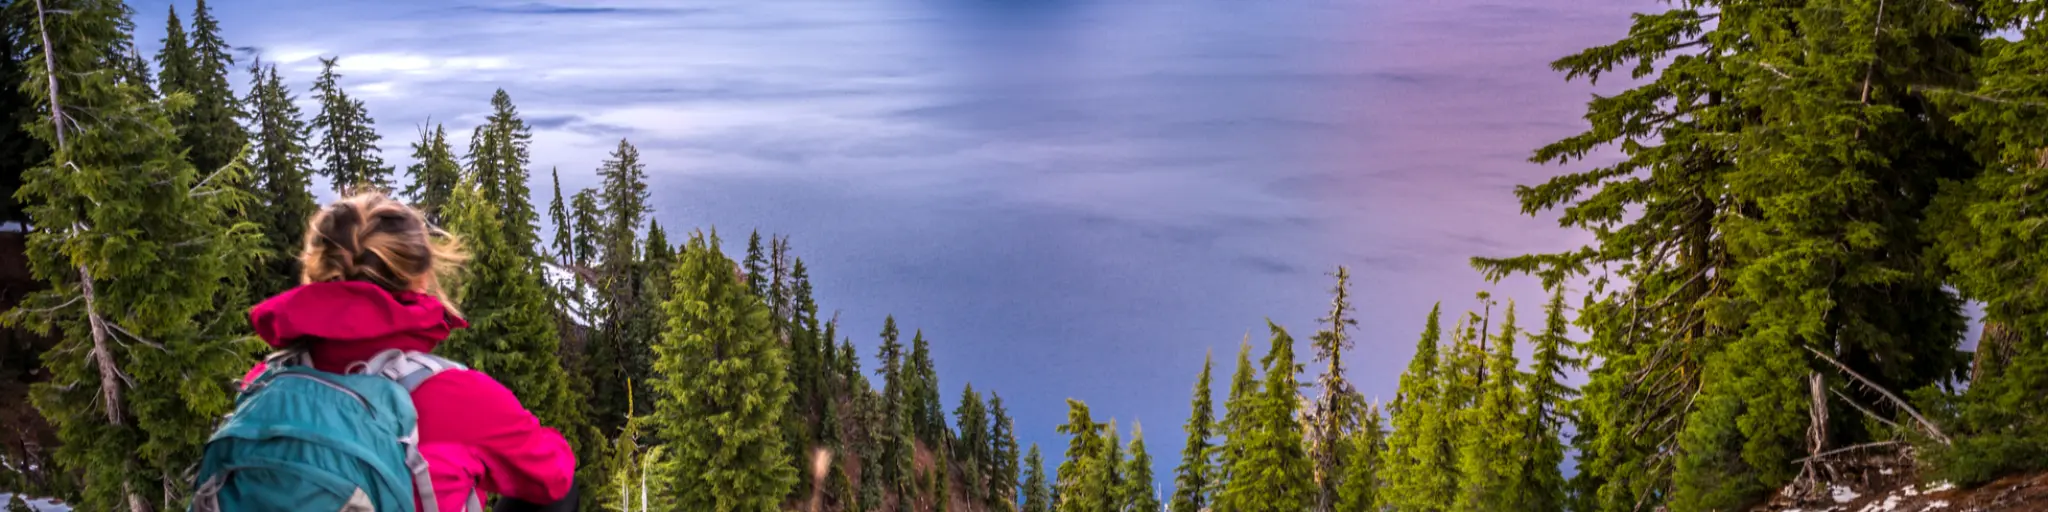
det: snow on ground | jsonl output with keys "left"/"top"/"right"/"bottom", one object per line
{"left": 0, "top": 494, "right": 70, "bottom": 512}
{"left": 1834, "top": 484, "right": 1863, "bottom": 503}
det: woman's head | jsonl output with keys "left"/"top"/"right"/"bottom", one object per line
{"left": 301, "top": 192, "right": 467, "bottom": 311}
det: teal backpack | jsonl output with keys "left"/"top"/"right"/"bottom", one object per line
{"left": 191, "top": 348, "right": 474, "bottom": 512}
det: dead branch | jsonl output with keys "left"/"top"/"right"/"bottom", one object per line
{"left": 1805, "top": 345, "right": 1950, "bottom": 445}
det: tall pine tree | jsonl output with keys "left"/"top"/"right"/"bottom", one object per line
{"left": 1054, "top": 399, "right": 1112, "bottom": 512}
{"left": 1120, "top": 423, "right": 1159, "bottom": 512}
{"left": 243, "top": 62, "right": 316, "bottom": 297}
{"left": 309, "top": 57, "right": 390, "bottom": 192}
{"left": 1453, "top": 302, "right": 1526, "bottom": 511}
{"left": 1336, "top": 404, "right": 1385, "bottom": 512}
{"left": 11, "top": 1, "right": 266, "bottom": 508}
{"left": 652, "top": 229, "right": 798, "bottom": 510}
{"left": 402, "top": 124, "right": 460, "bottom": 224}
{"left": 1214, "top": 322, "right": 1313, "bottom": 512}
{"left": 172, "top": 0, "right": 246, "bottom": 179}
{"left": 1167, "top": 352, "right": 1215, "bottom": 512}
{"left": 1380, "top": 304, "right": 1456, "bottom": 511}
{"left": 1022, "top": 444, "right": 1052, "bottom": 512}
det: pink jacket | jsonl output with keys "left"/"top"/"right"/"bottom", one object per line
{"left": 240, "top": 281, "right": 576, "bottom": 511}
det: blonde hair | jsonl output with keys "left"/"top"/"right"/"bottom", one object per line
{"left": 300, "top": 191, "right": 468, "bottom": 316}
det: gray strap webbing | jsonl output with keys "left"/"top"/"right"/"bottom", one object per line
{"left": 404, "top": 428, "right": 441, "bottom": 512}
{"left": 362, "top": 349, "right": 468, "bottom": 512}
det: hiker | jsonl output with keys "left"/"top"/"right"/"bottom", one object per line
{"left": 215, "top": 192, "right": 577, "bottom": 512}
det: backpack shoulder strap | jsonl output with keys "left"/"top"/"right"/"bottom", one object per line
{"left": 357, "top": 349, "right": 468, "bottom": 393}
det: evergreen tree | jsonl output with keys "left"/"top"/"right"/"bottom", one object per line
{"left": 152, "top": 5, "right": 192, "bottom": 99}
{"left": 402, "top": 124, "right": 460, "bottom": 224}
{"left": 1167, "top": 353, "right": 1215, "bottom": 512}
{"left": 1213, "top": 340, "right": 1258, "bottom": 493}
{"left": 548, "top": 167, "right": 571, "bottom": 261}
{"left": 956, "top": 384, "right": 991, "bottom": 498}
{"left": 1476, "top": 1, "right": 1975, "bottom": 508}
{"left": 1022, "top": 444, "right": 1052, "bottom": 512}
{"left": 910, "top": 329, "right": 944, "bottom": 441}
{"left": 1104, "top": 420, "right": 1124, "bottom": 506}
{"left": 569, "top": 188, "right": 601, "bottom": 267}
{"left": 1514, "top": 289, "right": 1576, "bottom": 511}
{"left": 1919, "top": 0, "right": 2048, "bottom": 486}
{"left": 1055, "top": 400, "right": 1112, "bottom": 512}
{"left": 243, "top": 62, "right": 316, "bottom": 298}
{"left": 1453, "top": 302, "right": 1526, "bottom": 511}
{"left": 744, "top": 231, "right": 768, "bottom": 297}
{"left": 1120, "top": 423, "right": 1159, "bottom": 512}
{"left": 1308, "top": 267, "right": 1361, "bottom": 512}
{"left": 11, "top": 1, "right": 267, "bottom": 509}
{"left": 990, "top": 393, "right": 1021, "bottom": 509}
{"left": 1215, "top": 322, "right": 1313, "bottom": 512}
{"left": 461, "top": 90, "right": 540, "bottom": 257}
{"left": 309, "top": 57, "right": 391, "bottom": 192}
{"left": 651, "top": 229, "right": 798, "bottom": 510}
{"left": 597, "top": 138, "right": 649, "bottom": 268}
{"left": 585, "top": 138, "right": 654, "bottom": 436}
{"left": 172, "top": 0, "right": 246, "bottom": 179}
{"left": 1336, "top": 404, "right": 1385, "bottom": 512}
{"left": 1381, "top": 305, "right": 1455, "bottom": 511}
{"left": 877, "top": 316, "right": 914, "bottom": 493}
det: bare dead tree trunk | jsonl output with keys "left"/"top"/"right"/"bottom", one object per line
{"left": 33, "top": 1, "right": 147, "bottom": 510}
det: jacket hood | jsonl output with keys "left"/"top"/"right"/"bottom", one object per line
{"left": 250, "top": 281, "right": 468, "bottom": 371}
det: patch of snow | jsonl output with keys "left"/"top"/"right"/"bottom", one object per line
{"left": 1833, "top": 484, "right": 1862, "bottom": 503}
{"left": 1857, "top": 494, "right": 1904, "bottom": 512}
{"left": 1904, "top": 486, "right": 1919, "bottom": 497}
{"left": 1926, "top": 500, "right": 1948, "bottom": 509}
{"left": 1880, "top": 468, "right": 1895, "bottom": 475}
{"left": 1923, "top": 481, "right": 1955, "bottom": 493}
{"left": 0, "top": 494, "right": 70, "bottom": 512}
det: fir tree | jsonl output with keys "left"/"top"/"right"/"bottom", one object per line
{"left": 877, "top": 316, "right": 914, "bottom": 493}
{"left": 569, "top": 188, "right": 601, "bottom": 267}
{"left": 1453, "top": 302, "right": 1525, "bottom": 511}
{"left": 152, "top": 5, "right": 192, "bottom": 99}
{"left": 1055, "top": 399, "right": 1112, "bottom": 512}
{"left": 1336, "top": 404, "right": 1386, "bottom": 512}
{"left": 1916, "top": 0, "right": 2048, "bottom": 486}
{"left": 910, "top": 329, "right": 944, "bottom": 441}
{"left": 309, "top": 57, "right": 391, "bottom": 192}
{"left": 597, "top": 138, "right": 648, "bottom": 268}
{"left": 1514, "top": 289, "right": 1576, "bottom": 511}
{"left": 243, "top": 62, "right": 316, "bottom": 298}
{"left": 1381, "top": 305, "right": 1455, "bottom": 511}
{"left": 956, "top": 383, "right": 991, "bottom": 499}
{"left": 1023, "top": 444, "right": 1052, "bottom": 512}
{"left": 172, "top": 0, "right": 246, "bottom": 179}
{"left": 990, "top": 393, "right": 1021, "bottom": 509}
{"left": 745, "top": 231, "right": 768, "bottom": 297}
{"left": 548, "top": 167, "right": 572, "bottom": 262}
{"left": 1167, "top": 353, "right": 1215, "bottom": 512}
{"left": 1213, "top": 340, "right": 1258, "bottom": 493}
{"left": 1120, "top": 423, "right": 1159, "bottom": 512}
{"left": 1104, "top": 420, "right": 1124, "bottom": 506}
{"left": 1215, "top": 322, "right": 1313, "bottom": 512}
{"left": 652, "top": 229, "right": 798, "bottom": 510}
{"left": 402, "top": 124, "right": 460, "bottom": 224}
{"left": 461, "top": 90, "right": 540, "bottom": 257}
{"left": 11, "top": 1, "right": 267, "bottom": 509}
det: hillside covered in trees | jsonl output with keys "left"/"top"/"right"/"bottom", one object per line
{"left": 6, "top": 0, "right": 2048, "bottom": 511}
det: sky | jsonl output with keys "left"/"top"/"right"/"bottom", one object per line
{"left": 128, "top": 0, "right": 1651, "bottom": 492}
